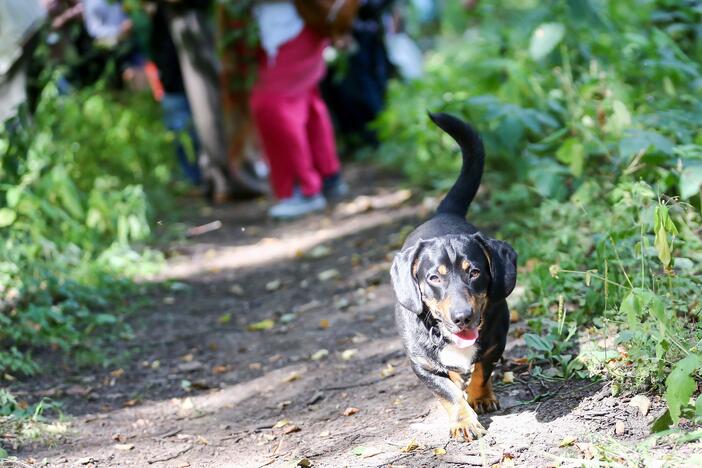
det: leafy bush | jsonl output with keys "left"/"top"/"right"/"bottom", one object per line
{"left": 0, "top": 82, "right": 174, "bottom": 378}
{"left": 374, "top": 0, "right": 702, "bottom": 427}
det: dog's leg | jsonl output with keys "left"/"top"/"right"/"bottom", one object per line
{"left": 467, "top": 360, "right": 499, "bottom": 413}
{"left": 412, "top": 364, "right": 485, "bottom": 441}
{"left": 467, "top": 301, "right": 508, "bottom": 414}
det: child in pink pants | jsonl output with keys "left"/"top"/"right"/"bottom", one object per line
{"left": 250, "top": 12, "right": 346, "bottom": 219}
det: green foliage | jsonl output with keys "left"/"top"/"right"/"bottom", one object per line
{"left": 374, "top": 0, "right": 702, "bottom": 428}
{"left": 0, "top": 82, "right": 173, "bottom": 380}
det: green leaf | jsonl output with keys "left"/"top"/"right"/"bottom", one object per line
{"left": 679, "top": 163, "right": 702, "bottom": 199}
{"left": 556, "top": 138, "right": 586, "bottom": 177}
{"left": 620, "top": 291, "right": 640, "bottom": 329}
{"left": 524, "top": 333, "right": 554, "bottom": 353}
{"left": 529, "top": 23, "right": 565, "bottom": 61}
{"left": 666, "top": 353, "right": 702, "bottom": 424}
{"left": 654, "top": 224, "right": 671, "bottom": 268}
{"left": 0, "top": 208, "right": 17, "bottom": 228}
{"left": 619, "top": 129, "right": 674, "bottom": 159}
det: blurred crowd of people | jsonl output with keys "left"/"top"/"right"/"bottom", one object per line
{"left": 0, "top": 0, "right": 445, "bottom": 220}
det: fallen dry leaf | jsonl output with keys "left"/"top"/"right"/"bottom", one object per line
{"left": 247, "top": 319, "right": 275, "bottom": 332}
{"left": 502, "top": 371, "right": 515, "bottom": 384}
{"left": 340, "top": 349, "right": 358, "bottom": 360}
{"left": 380, "top": 363, "right": 395, "bottom": 379}
{"left": 319, "top": 319, "right": 330, "bottom": 330}
{"left": 319, "top": 430, "right": 330, "bottom": 437}
{"left": 273, "top": 419, "right": 290, "bottom": 429}
{"left": 628, "top": 394, "right": 651, "bottom": 416}
{"left": 249, "top": 362, "right": 262, "bottom": 370}
{"left": 110, "top": 368, "right": 125, "bottom": 378}
{"left": 265, "top": 279, "right": 281, "bottom": 291}
{"left": 559, "top": 436, "right": 576, "bottom": 447}
{"left": 212, "top": 365, "right": 229, "bottom": 375}
{"left": 432, "top": 447, "right": 447, "bottom": 456}
{"left": 512, "top": 357, "right": 529, "bottom": 365}
{"left": 297, "top": 458, "right": 312, "bottom": 467}
{"left": 114, "top": 443, "right": 134, "bottom": 451}
{"left": 283, "top": 371, "right": 301, "bottom": 383}
{"left": 615, "top": 420, "right": 626, "bottom": 435}
{"left": 123, "top": 399, "right": 139, "bottom": 407}
{"left": 343, "top": 407, "right": 359, "bottom": 416}
{"left": 510, "top": 310, "right": 520, "bottom": 322}
{"left": 575, "top": 442, "right": 596, "bottom": 460}
{"left": 283, "top": 424, "right": 301, "bottom": 434}
{"left": 229, "top": 284, "right": 244, "bottom": 296}
{"left": 308, "top": 245, "right": 331, "bottom": 259}
{"left": 400, "top": 439, "right": 420, "bottom": 452}
{"left": 310, "top": 349, "right": 329, "bottom": 361}
{"left": 177, "top": 361, "right": 204, "bottom": 373}
{"left": 317, "top": 269, "right": 340, "bottom": 281}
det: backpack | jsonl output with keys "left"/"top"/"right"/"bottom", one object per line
{"left": 294, "top": 0, "right": 360, "bottom": 39}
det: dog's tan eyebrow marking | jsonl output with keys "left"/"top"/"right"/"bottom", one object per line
{"left": 438, "top": 265, "right": 448, "bottom": 275}
{"left": 461, "top": 260, "right": 470, "bottom": 270}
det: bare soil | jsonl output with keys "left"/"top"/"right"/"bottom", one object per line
{"left": 4, "top": 165, "right": 683, "bottom": 467}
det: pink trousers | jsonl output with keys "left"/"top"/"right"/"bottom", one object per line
{"left": 249, "top": 28, "right": 341, "bottom": 199}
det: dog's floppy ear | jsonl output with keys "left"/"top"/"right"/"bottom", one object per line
{"left": 390, "top": 242, "right": 426, "bottom": 314}
{"left": 475, "top": 233, "right": 517, "bottom": 301}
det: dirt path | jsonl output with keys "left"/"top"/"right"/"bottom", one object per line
{"left": 9, "top": 165, "right": 675, "bottom": 467}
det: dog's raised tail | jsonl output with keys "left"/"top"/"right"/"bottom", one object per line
{"left": 428, "top": 112, "right": 485, "bottom": 218}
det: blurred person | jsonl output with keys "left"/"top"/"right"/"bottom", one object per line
{"left": 160, "top": 0, "right": 267, "bottom": 203}
{"left": 150, "top": 4, "right": 201, "bottom": 187}
{"left": 0, "top": 0, "right": 47, "bottom": 124}
{"left": 321, "top": 0, "right": 395, "bottom": 147}
{"left": 81, "top": 0, "right": 146, "bottom": 88}
{"left": 249, "top": 1, "right": 348, "bottom": 220}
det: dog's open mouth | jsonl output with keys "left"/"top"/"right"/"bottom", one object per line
{"left": 452, "top": 328, "right": 479, "bottom": 348}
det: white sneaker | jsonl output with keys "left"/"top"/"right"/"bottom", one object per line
{"left": 269, "top": 193, "right": 327, "bottom": 220}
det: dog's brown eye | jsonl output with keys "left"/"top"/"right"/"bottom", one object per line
{"left": 470, "top": 269, "right": 480, "bottom": 279}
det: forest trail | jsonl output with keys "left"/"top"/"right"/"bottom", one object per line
{"left": 14, "top": 165, "right": 673, "bottom": 467}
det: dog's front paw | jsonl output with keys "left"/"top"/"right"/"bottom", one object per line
{"left": 449, "top": 410, "right": 486, "bottom": 442}
{"left": 467, "top": 392, "right": 500, "bottom": 414}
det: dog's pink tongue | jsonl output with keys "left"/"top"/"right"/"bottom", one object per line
{"left": 453, "top": 328, "right": 479, "bottom": 348}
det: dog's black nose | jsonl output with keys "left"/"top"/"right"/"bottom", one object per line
{"left": 451, "top": 309, "right": 473, "bottom": 328}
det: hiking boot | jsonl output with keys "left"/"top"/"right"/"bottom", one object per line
{"left": 269, "top": 192, "right": 327, "bottom": 220}
{"left": 322, "top": 173, "right": 349, "bottom": 201}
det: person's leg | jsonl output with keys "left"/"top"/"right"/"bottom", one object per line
{"left": 249, "top": 89, "right": 322, "bottom": 199}
{"left": 165, "top": 8, "right": 230, "bottom": 199}
{"left": 306, "top": 88, "right": 341, "bottom": 178}
{"left": 161, "top": 92, "right": 201, "bottom": 185}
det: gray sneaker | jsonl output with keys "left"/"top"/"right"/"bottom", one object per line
{"left": 269, "top": 193, "right": 327, "bottom": 220}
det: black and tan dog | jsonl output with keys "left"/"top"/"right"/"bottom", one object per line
{"left": 390, "top": 113, "right": 517, "bottom": 441}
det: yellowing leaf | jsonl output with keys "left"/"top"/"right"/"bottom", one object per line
{"left": 400, "top": 439, "right": 419, "bottom": 452}
{"left": 319, "top": 319, "right": 330, "bottom": 330}
{"left": 218, "top": 313, "right": 231, "bottom": 325}
{"left": 502, "top": 371, "right": 515, "bottom": 384}
{"left": 273, "top": 419, "right": 290, "bottom": 429}
{"left": 247, "top": 319, "right": 274, "bottom": 332}
{"left": 283, "top": 371, "right": 301, "bottom": 383}
{"left": 380, "top": 363, "right": 395, "bottom": 378}
{"left": 310, "top": 349, "right": 329, "bottom": 361}
{"left": 432, "top": 447, "right": 447, "bottom": 456}
{"left": 341, "top": 349, "right": 358, "bottom": 360}
{"left": 559, "top": 436, "right": 576, "bottom": 447}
